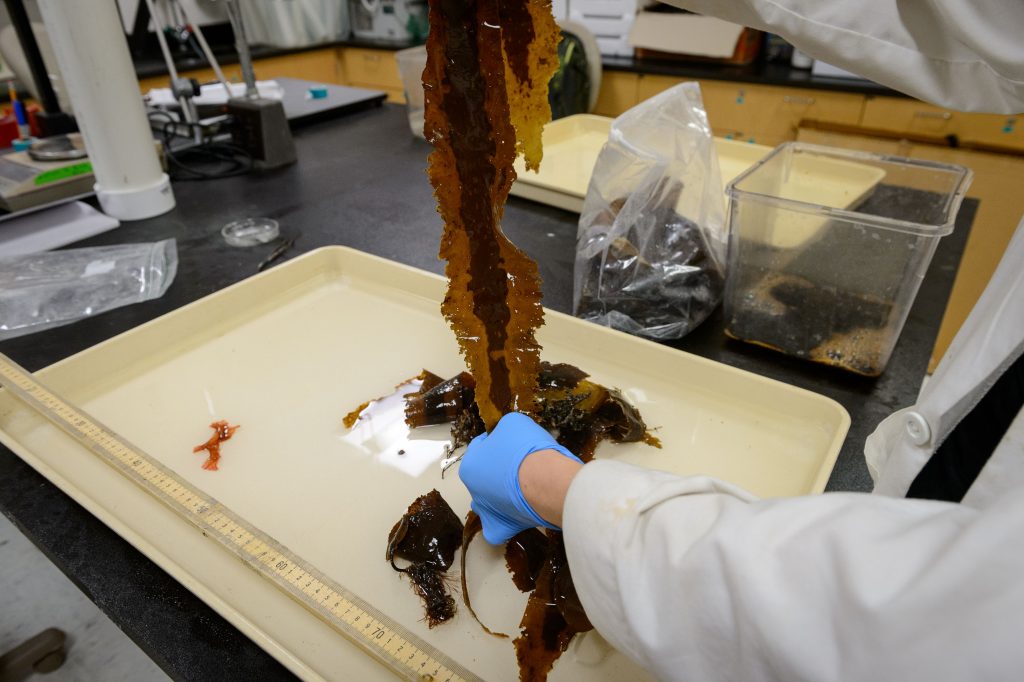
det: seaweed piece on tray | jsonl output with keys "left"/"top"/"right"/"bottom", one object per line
{"left": 352, "top": 362, "right": 660, "bottom": 677}
{"left": 514, "top": 531, "right": 593, "bottom": 682}
{"left": 405, "top": 371, "right": 477, "bottom": 427}
{"left": 386, "top": 489, "right": 465, "bottom": 627}
{"left": 460, "top": 511, "right": 510, "bottom": 639}
{"left": 505, "top": 528, "right": 547, "bottom": 593}
{"left": 192, "top": 420, "right": 240, "bottom": 471}
{"left": 401, "top": 363, "right": 660, "bottom": 462}
{"left": 343, "top": 369, "right": 443, "bottom": 428}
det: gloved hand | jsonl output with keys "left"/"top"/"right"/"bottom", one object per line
{"left": 459, "top": 412, "right": 583, "bottom": 544}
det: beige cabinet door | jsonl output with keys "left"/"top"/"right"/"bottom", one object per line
{"left": 138, "top": 48, "right": 339, "bottom": 93}
{"left": 636, "top": 76, "right": 767, "bottom": 141}
{"left": 593, "top": 71, "right": 640, "bottom": 117}
{"left": 339, "top": 47, "right": 405, "bottom": 102}
{"left": 638, "top": 76, "right": 864, "bottom": 146}
{"left": 250, "top": 50, "right": 341, "bottom": 85}
{"left": 862, "top": 96, "right": 1024, "bottom": 152}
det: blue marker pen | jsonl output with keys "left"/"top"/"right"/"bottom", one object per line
{"left": 7, "top": 82, "right": 30, "bottom": 142}
{"left": 12, "top": 98, "right": 29, "bottom": 140}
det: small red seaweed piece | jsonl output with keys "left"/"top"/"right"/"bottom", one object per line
{"left": 192, "top": 420, "right": 240, "bottom": 471}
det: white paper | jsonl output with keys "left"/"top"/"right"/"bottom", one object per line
{"left": 144, "top": 80, "right": 285, "bottom": 107}
{"left": 0, "top": 201, "right": 119, "bottom": 258}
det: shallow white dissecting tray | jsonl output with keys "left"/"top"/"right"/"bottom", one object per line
{"left": 510, "top": 115, "right": 886, "bottom": 250}
{"left": 0, "top": 247, "right": 849, "bottom": 681}
{"left": 510, "top": 114, "right": 774, "bottom": 213}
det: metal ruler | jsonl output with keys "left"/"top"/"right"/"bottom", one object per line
{"left": 0, "top": 353, "right": 479, "bottom": 682}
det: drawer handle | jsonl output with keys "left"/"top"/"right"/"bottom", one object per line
{"left": 913, "top": 110, "right": 952, "bottom": 120}
{"left": 783, "top": 95, "right": 816, "bottom": 105}
{"left": 363, "top": 54, "right": 381, "bottom": 63}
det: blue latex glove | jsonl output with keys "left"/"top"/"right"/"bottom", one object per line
{"left": 459, "top": 412, "right": 583, "bottom": 544}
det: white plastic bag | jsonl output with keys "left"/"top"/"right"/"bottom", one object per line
{"left": 573, "top": 82, "right": 727, "bottom": 340}
{"left": 0, "top": 239, "right": 177, "bottom": 341}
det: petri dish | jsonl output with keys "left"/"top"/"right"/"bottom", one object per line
{"left": 222, "top": 218, "right": 280, "bottom": 247}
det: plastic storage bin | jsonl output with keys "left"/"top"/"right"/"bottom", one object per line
{"left": 724, "top": 142, "right": 972, "bottom": 376}
{"left": 395, "top": 45, "right": 426, "bottom": 139}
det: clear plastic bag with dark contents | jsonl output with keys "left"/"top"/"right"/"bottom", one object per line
{"left": 573, "top": 82, "right": 727, "bottom": 340}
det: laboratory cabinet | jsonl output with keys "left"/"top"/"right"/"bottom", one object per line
{"left": 861, "top": 96, "right": 1023, "bottom": 152}
{"left": 637, "top": 75, "right": 865, "bottom": 147}
{"left": 138, "top": 46, "right": 406, "bottom": 104}
{"left": 337, "top": 47, "right": 405, "bottom": 103}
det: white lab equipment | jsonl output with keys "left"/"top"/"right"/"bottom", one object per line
{"left": 241, "top": 0, "right": 351, "bottom": 48}
{"left": 36, "top": 0, "right": 174, "bottom": 220}
{"left": 569, "top": 0, "right": 638, "bottom": 57}
{"left": 349, "top": 0, "right": 427, "bottom": 42}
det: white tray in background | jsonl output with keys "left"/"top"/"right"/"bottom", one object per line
{"left": 510, "top": 115, "right": 885, "bottom": 250}
{"left": 0, "top": 247, "right": 849, "bottom": 681}
{"left": 510, "top": 114, "right": 774, "bottom": 213}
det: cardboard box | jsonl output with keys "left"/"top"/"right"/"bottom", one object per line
{"left": 628, "top": 11, "right": 762, "bottom": 64}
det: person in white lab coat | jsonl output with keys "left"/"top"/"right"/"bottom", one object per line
{"left": 459, "top": 2, "right": 1024, "bottom": 679}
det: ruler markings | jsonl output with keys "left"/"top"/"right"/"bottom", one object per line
{"left": 0, "top": 355, "right": 479, "bottom": 682}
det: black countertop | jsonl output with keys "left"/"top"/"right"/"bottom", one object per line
{"left": 0, "top": 104, "right": 972, "bottom": 680}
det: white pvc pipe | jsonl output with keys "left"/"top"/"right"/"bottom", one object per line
{"left": 37, "top": 0, "right": 174, "bottom": 221}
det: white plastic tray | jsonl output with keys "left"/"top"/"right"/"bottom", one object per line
{"left": 0, "top": 247, "right": 849, "bottom": 681}
{"left": 510, "top": 114, "right": 773, "bottom": 213}
{"left": 510, "top": 114, "right": 885, "bottom": 244}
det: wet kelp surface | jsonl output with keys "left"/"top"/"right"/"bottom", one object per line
{"left": 386, "top": 490, "right": 464, "bottom": 627}
{"left": 423, "top": 0, "right": 559, "bottom": 431}
{"left": 392, "top": 364, "right": 657, "bottom": 679}
{"left": 509, "top": 529, "right": 593, "bottom": 681}
{"left": 404, "top": 363, "right": 660, "bottom": 460}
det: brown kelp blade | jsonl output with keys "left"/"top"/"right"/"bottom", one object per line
{"left": 424, "top": 0, "right": 558, "bottom": 430}
{"left": 513, "top": 532, "right": 590, "bottom": 682}
{"left": 460, "top": 511, "right": 510, "bottom": 638}
{"left": 500, "top": 0, "right": 561, "bottom": 171}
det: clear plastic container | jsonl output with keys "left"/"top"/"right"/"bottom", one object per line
{"left": 724, "top": 142, "right": 972, "bottom": 376}
{"left": 395, "top": 45, "right": 427, "bottom": 139}
{"left": 221, "top": 217, "right": 280, "bottom": 247}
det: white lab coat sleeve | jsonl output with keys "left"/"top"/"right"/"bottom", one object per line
{"left": 562, "top": 460, "right": 1024, "bottom": 681}
{"left": 659, "top": 0, "right": 1024, "bottom": 114}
